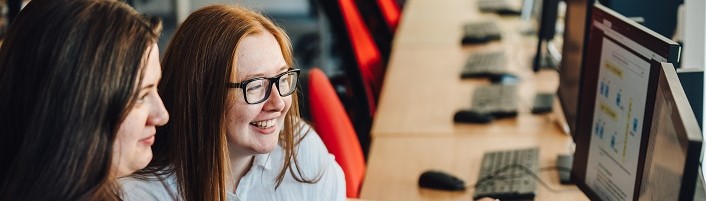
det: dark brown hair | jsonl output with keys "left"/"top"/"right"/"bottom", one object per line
{"left": 0, "top": 0, "right": 162, "bottom": 200}
{"left": 141, "top": 5, "right": 317, "bottom": 201}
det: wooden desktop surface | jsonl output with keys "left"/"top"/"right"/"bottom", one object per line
{"left": 371, "top": 0, "right": 562, "bottom": 137}
{"left": 372, "top": 47, "right": 562, "bottom": 136}
{"left": 358, "top": 0, "right": 586, "bottom": 200}
{"left": 359, "top": 135, "right": 588, "bottom": 201}
{"left": 393, "top": 0, "right": 527, "bottom": 47}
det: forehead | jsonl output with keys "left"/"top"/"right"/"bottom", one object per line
{"left": 233, "top": 31, "right": 286, "bottom": 79}
{"left": 141, "top": 43, "right": 161, "bottom": 83}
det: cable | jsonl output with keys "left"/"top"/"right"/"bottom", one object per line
{"left": 540, "top": 165, "right": 572, "bottom": 172}
{"left": 467, "top": 164, "right": 579, "bottom": 194}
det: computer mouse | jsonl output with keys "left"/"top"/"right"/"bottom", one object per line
{"left": 418, "top": 170, "right": 466, "bottom": 191}
{"left": 495, "top": 8, "right": 522, "bottom": 16}
{"left": 454, "top": 110, "right": 494, "bottom": 124}
{"left": 489, "top": 73, "right": 519, "bottom": 84}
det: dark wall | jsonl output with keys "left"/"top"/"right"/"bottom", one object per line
{"left": 599, "top": 0, "right": 683, "bottom": 38}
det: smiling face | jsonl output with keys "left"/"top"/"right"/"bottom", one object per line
{"left": 112, "top": 43, "right": 170, "bottom": 177}
{"left": 225, "top": 30, "right": 292, "bottom": 155}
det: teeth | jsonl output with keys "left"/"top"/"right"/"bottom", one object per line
{"left": 251, "top": 119, "right": 276, "bottom": 128}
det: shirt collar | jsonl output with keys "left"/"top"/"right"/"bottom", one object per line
{"left": 253, "top": 151, "right": 273, "bottom": 170}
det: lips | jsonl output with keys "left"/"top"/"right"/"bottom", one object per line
{"left": 139, "top": 135, "right": 155, "bottom": 145}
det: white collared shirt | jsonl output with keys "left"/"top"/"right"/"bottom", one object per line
{"left": 119, "top": 123, "right": 346, "bottom": 201}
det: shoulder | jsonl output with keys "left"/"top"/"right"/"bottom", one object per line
{"left": 118, "top": 172, "right": 179, "bottom": 201}
{"left": 238, "top": 121, "right": 346, "bottom": 200}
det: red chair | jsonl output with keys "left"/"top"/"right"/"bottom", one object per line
{"left": 308, "top": 68, "right": 366, "bottom": 198}
{"left": 375, "top": 0, "right": 401, "bottom": 32}
{"left": 338, "top": 0, "right": 385, "bottom": 116}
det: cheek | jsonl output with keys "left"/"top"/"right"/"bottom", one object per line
{"left": 226, "top": 103, "right": 258, "bottom": 127}
{"left": 113, "top": 114, "right": 141, "bottom": 165}
{"left": 115, "top": 109, "right": 149, "bottom": 142}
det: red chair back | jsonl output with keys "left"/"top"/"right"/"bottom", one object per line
{"left": 375, "top": 0, "right": 401, "bottom": 32}
{"left": 339, "top": 0, "right": 384, "bottom": 116}
{"left": 308, "top": 68, "right": 366, "bottom": 198}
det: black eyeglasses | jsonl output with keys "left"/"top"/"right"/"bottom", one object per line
{"left": 228, "top": 69, "right": 300, "bottom": 104}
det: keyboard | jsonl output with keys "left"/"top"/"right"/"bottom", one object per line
{"left": 473, "top": 148, "right": 539, "bottom": 201}
{"left": 470, "top": 84, "right": 518, "bottom": 118}
{"left": 462, "top": 21, "right": 502, "bottom": 44}
{"left": 461, "top": 52, "right": 508, "bottom": 78}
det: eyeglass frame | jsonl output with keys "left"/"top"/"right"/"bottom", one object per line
{"left": 227, "top": 68, "right": 301, "bottom": 104}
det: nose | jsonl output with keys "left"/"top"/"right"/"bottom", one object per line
{"left": 147, "top": 93, "right": 170, "bottom": 126}
{"left": 262, "top": 84, "right": 286, "bottom": 112}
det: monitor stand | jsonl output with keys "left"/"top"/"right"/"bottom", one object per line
{"left": 533, "top": 39, "right": 561, "bottom": 71}
{"left": 551, "top": 95, "right": 571, "bottom": 135}
{"left": 551, "top": 95, "right": 573, "bottom": 184}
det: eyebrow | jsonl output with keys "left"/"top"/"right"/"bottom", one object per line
{"left": 139, "top": 75, "right": 162, "bottom": 91}
{"left": 240, "top": 66, "right": 289, "bottom": 81}
{"left": 139, "top": 84, "right": 155, "bottom": 92}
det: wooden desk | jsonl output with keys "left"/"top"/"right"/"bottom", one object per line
{"left": 393, "top": 0, "right": 527, "bottom": 47}
{"left": 373, "top": 0, "right": 560, "bottom": 137}
{"left": 359, "top": 0, "right": 587, "bottom": 199}
{"left": 359, "top": 135, "right": 588, "bottom": 201}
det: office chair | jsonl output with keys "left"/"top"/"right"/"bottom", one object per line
{"left": 307, "top": 68, "right": 367, "bottom": 198}
{"left": 354, "top": 0, "right": 402, "bottom": 66}
{"left": 313, "top": 0, "right": 383, "bottom": 158}
{"left": 338, "top": 0, "right": 385, "bottom": 116}
{"left": 374, "top": 0, "right": 401, "bottom": 32}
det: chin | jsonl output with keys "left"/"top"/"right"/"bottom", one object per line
{"left": 134, "top": 150, "right": 154, "bottom": 169}
{"left": 251, "top": 143, "right": 278, "bottom": 154}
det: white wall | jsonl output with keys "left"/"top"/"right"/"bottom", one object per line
{"left": 685, "top": 0, "right": 706, "bottom": 178}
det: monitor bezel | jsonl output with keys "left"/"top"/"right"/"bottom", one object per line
{"left": 642, "top": 62, "right": 703, "bottom": 200}
{"left": 557, "top": 0, "right": 595, "bottom": 138}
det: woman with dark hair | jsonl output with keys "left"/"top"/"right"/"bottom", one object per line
{"left": 121, "top": 5, "right": 345, "bottom": 201}
{"left": 0, "top": 0, "right": 168, "bottom": 200}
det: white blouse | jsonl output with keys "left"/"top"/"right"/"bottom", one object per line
{"left": 119, "top": 123, "right": 346, "bottom": 201}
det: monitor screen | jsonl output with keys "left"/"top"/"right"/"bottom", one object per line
{"left": 637, "top": 62, "right": 702, "bottom": 201}
{"left": 572, "top": 3, "right": 681, "bottom": 201}
{"left": 557, "top": 0, "right": 594, "bottom": 137}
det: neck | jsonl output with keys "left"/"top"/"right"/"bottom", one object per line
{"left": 227, "top": 145, "right": 254, "bottom": 192}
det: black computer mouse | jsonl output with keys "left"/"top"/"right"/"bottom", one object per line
{"left": 489, "top": 73, "right": 520, "bottom": 84}
{"left": 418, "top": 170, "right": 466, "bottom": 191}
{"left": 495, "top": 8, "right": 522, "bottom": 16}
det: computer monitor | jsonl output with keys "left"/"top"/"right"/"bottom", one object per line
{"left": 637, "top": 62, "right": 703, "bottom": 200}
{"left": 531, "top": 0, "right": 561, "bottom": 72}
{"left": 557, "top": 0, "right": 595, "bottom": 137}
{"left": 536, "top": 0, "right": 558, "bottom": 41}
{"left": 572, "top": 3, "right": 681, "bottom": 201}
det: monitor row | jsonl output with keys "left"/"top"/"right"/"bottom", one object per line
{"left": 560, "top": 3, "right": 702, "bottom": 201}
